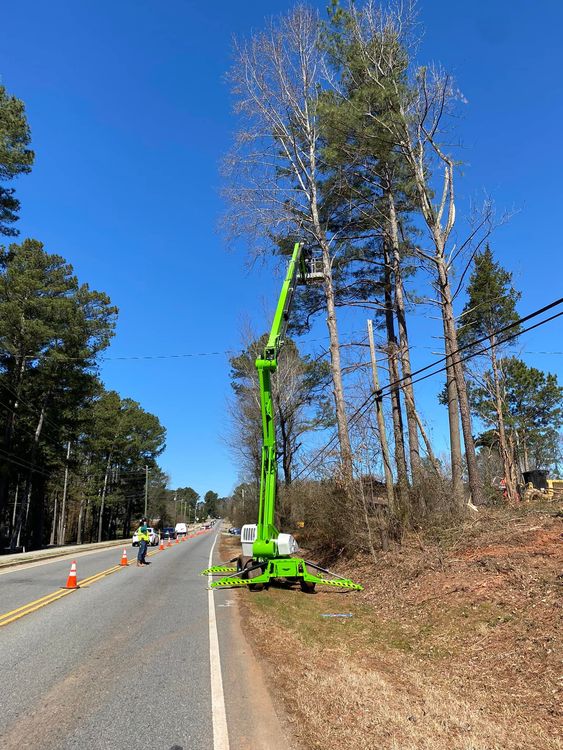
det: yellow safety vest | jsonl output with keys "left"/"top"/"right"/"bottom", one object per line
{"left": 137, "top": 526, "right": 150, "bottom": 542}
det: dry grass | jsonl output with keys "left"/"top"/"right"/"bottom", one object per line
{"left": 221, "top": 505, "right": 562, "bottom": 750}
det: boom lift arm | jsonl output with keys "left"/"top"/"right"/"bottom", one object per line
{"left": 203, "top": 243, "right": 362, "bottom": 592}
{"left": 254, "top": 242, "right": 307, "bottom": 557}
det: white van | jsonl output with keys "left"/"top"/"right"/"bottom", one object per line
{"left": 175, "top": 522, "right": 188, "bottom": 537}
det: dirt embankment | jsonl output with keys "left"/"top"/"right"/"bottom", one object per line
{"left": 222, "top": 507, "right": 562, "bottom": 750}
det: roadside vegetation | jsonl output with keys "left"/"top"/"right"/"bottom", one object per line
{"left": 0, "top": 86, "right": 173, "bottom": 550}
{"left": 224, "top": 0, "right": 563, "bottom": 550}
{"left": 222, "top": 504, "right": 562, "bottom": 750}
{"left": 221, "top": 3, "right": 563, "bottom": 746}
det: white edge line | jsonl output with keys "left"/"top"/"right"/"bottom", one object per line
{"left": 208, "top": 532, "right": 230, "bottom": 750}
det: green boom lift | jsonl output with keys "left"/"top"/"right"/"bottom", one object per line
{"left": 203, "top": 242, "right": 362, "bottom": 592}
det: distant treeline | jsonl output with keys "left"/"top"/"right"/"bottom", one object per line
{"left": 0, "top": 84, "right": 171, "bottom": 550}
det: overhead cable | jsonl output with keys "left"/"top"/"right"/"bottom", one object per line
{"left": 293, "top": 301, "right": 563, "bottom": 482}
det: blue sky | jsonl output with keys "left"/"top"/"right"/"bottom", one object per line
{"left": 2, "top": 1, "right": 562, "bottom": 497}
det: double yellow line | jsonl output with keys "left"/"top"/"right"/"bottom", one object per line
{"left": 0, "top": 547, "right": 163, "bottom": 628}
{"left": 0, "top": 588, "right": 75, "bottom": 627}
{"left": 0, "top": 534, "right": 204, "bottom": 628}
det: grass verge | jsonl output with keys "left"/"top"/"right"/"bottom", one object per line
{"left": 221, "top": 506, "right": 562, "bottom": 750}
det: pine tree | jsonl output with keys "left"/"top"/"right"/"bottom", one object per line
{"left": 223, "top": 6, "right": 354, "bottom": 477}
{"left": 459, "top": 245, "right": 521, "bottom": 502}
{"left": 317, "top": 4, "right": 425, "bottom": 508}
{"left": 0, "top": 239, "right": 118, "bottom": 546}
{"left": 470, "top": 357, "right": 563, "bottom": 474}
{"left": 0, "top": 85, "right": 34, "bottom": 235}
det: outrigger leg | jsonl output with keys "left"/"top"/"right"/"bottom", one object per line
{"left": 202, "top": 556, "right": 363, "bottom": 591}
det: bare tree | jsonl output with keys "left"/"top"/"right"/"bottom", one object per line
{"left": 228, "top": 330, "right": 332, "bottom": 486}
{"left": 223, "top": 5, "right": 353, "bottom": 477}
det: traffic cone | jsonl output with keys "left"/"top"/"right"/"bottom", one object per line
{"left": 167, "top": 538, "right": 172, "bottom": 548}
{"left": 120, "top": 548, "right": 128, "bottom": 566}
{"left": 63, "top": 560, "right": 79, "bottom": 589}
{"left": 175, "top": 536, "right": 180, "bottom": 545}
{"left": 159, "top": 538, "right": 164, "bottom": 551}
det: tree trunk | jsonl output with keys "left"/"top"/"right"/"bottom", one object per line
{"left": 387, "top": 186, "right": 422, "bottom": 485}
{"left": 444, "top": 336, "right": 464, "bottom": 504}
{"left": 98, "top": 454, "right": 112, "bottom": 543}
{"left": 490, "top": 346, "right": 518, "bottom": 503}
{"left": 50, "top": 492, "right": 58, "bottom": 546}
{"left": 10, "top": 477, "right": 20, "bottom": 539}
{"left": 124, "top": 494, "right": 133, "bottom": 539}
{"left": 438, "top": 262, "right": 484, "bottom": 505}
{"left": 18, "top": 485, "right": 32, "bottom": 549}
{"left": 358, "top": 476, "right": 378, "bottom": 564}
{"left": 309, "top": 151, "right": 353, "bottom": 480}
{"left": 383, "top": 243, "right": 409, "bottom": 511}
{"left": 413, "top": 410, "right": 442, "bottom": 477}
{"left": 85, "top": 495, "right": 92, "bottom": 542}
{"left": 57, "top": 440, "right": 71, "bottom": 545}
{"left": 367, "top": 319, "right": 395, "bottom": 513}
{"left": 277, "top": 408, "right": 292, "bottom": 485}
{"left": 319, "top": 236, "right": 353, "bottom": 479}
{"left": 76, "top": 491, "right": 85, "bottom": 544}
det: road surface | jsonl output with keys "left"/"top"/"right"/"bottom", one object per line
{"left": 0, "top": 530, "right": 291, "bottom": 750}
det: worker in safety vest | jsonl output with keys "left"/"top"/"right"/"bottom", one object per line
{"left": 136, "top": 517, "right": 151, "bottom": 567}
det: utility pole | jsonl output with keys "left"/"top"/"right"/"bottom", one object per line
{"left": 144, "top": 465, "right": 149, "bottom": 518}
{"left": 50, "top": 493, "right": 58, "bottom": 546}
{"left": 58, "top": 440, "right": 71, "bottom": 545}
{"left": 174, "top": 492, "right": 177, "bottom": 524}
{"left": 367, "top": 319, "right": 395, "bottom": 512}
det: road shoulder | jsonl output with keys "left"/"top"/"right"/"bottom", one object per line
{"left": 215, "top": 535, "right": 301, "bottom": 750}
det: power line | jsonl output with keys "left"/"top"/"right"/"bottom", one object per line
{"left": 6, "top": 329, "right": 370, "bottom": 363}
{"left": 293, "top": 390, "right": 376, "bottom": 481}
{"left": 377, "top": 296, "right": 563, "bottom": 399}
{"left": 0, "top": 381, "right": 63, "bottom": 435}
{"left": 293, "top": 301, "right": 563, "bottom": 482}
{"left": 382, "top": 309, "right": 563, "bottom": 397}
{"left": 0, "top": 447, "right": 51, "bottom": 478}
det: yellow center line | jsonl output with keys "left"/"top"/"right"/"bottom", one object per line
{"left": 0, "top": 588, "right": 72, "bottom": 623}
{"left": 0, "top": 590, "right": 75, "bottom": 627}
{"left": 0, "top": 539, "right": 188, "bottom": 627}
{"left": 79, "top": 564, "right": 123, "bottom": 587}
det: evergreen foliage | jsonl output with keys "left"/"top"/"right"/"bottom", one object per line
{"left": 0, "top": 239, "right": 168, "bottom": 548}
{"left": 0, "top": 85, "right": 34, "bottom": 236}
{"left": 458, "top": 245, "right": 521, "bottom": 349}
{"left": 471, "top": 358, "right": 563, "bottom": 471}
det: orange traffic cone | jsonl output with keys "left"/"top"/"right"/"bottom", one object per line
{"left": 120, "top": 548, "right": 128, "bottom": 566}
{"left": 167, "top": 538, "right": 173, "bottom": 548}
{"left": 159, "top": 538, "right": 164, "bottom": 551}
{"left": 175, "top": 536, "right": 180, "bottom": 545}
{"left": 63, "top": 560, "right": 79, "bottom": 589}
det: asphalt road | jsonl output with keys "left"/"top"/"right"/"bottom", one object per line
{"left": 0, "top": 531, "right": 222, "bottom": 750}
{"left": 0, "top": 539, "right": 169, "bottom": 613}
